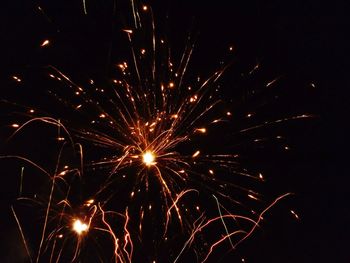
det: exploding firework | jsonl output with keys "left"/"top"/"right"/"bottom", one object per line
{"left": 0, "top": 1, "right": 315, "bottom": 262}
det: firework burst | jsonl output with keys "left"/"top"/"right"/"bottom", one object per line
{"left": 0, "top": 1, "right": 314, "bottom": 262}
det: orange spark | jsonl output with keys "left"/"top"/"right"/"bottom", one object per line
{"left": 142, "top": 151, "right": 156, "bottom": 166}
{"left": 72, "top": 219, "right": 89, "bottom": 235}
{"left": 192, "top": 150, "right": 200, "bottom": 158}
{"left": 40, "top": 39, "right": 50, "bottom": 47}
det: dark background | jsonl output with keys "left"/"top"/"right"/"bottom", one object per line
{"left": 0, "top": 0, "right": 348, "bottom": 262}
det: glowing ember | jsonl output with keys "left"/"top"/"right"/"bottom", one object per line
{"left": 142, "top": 151, "right": 155, "bottom": 166}
{"left": 72, "top": 219, "right": 89, "bottom": 235}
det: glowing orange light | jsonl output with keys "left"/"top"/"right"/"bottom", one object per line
{"left": 85, "top": 199, "right": 94, "bottom": 207}
{"left": 190, "top": 95, "right": 198, "bottom": 103}
{"left": 248, "top": 194, "right": 258, "bottom": 200}
{"left": 40, "top": 39, "right": 50, "bottom": 47}
{"left": 196, "top": 128, "right": 206, "bottom": 133}
{"left": 72, "top": 219, "right": 88, "bottom": 235}
{"left": 290, "top": 210, "right": 300, "bottom": 220}
{"left": 142, "top": 151, "right": 155, "bottom": 166}
{"left": 168, "top": 82, "right": 175, "bottom": 88}
{"left": 192, "top": 150, "right": 200, "bottom": 158}
{"left": 58, "top": 170, "right": 67, "bottom": 176}
{"left": 12, "top": 76, "right": 21, "bottom": 82}
{"left": 259, "top": 173, "right": 264, "bottom": 181}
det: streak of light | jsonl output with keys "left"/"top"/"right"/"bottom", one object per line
{"left": 40, "top": 39, "right": 50, "bottom": 47}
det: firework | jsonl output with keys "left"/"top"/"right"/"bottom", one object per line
{"left": 0, "top": 1, "right": 314, "bottom": 262}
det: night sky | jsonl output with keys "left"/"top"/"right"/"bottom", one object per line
{"left": 0, "top": 0, "right": 348, "bottom": 262}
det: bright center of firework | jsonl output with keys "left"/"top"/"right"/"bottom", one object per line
{"left": 142, "top": 151, "right": 155, "bottom": 166}
{"left": 72, "top": 219, "right": 88, "bottom": 235}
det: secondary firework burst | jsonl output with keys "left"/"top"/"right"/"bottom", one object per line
{"left": 2, "top": 147, "right": 134, "bottom": 263}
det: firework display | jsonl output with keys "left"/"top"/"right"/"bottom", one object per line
{"left": 0, "top": 1, "right": 318, "bottom": 262}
